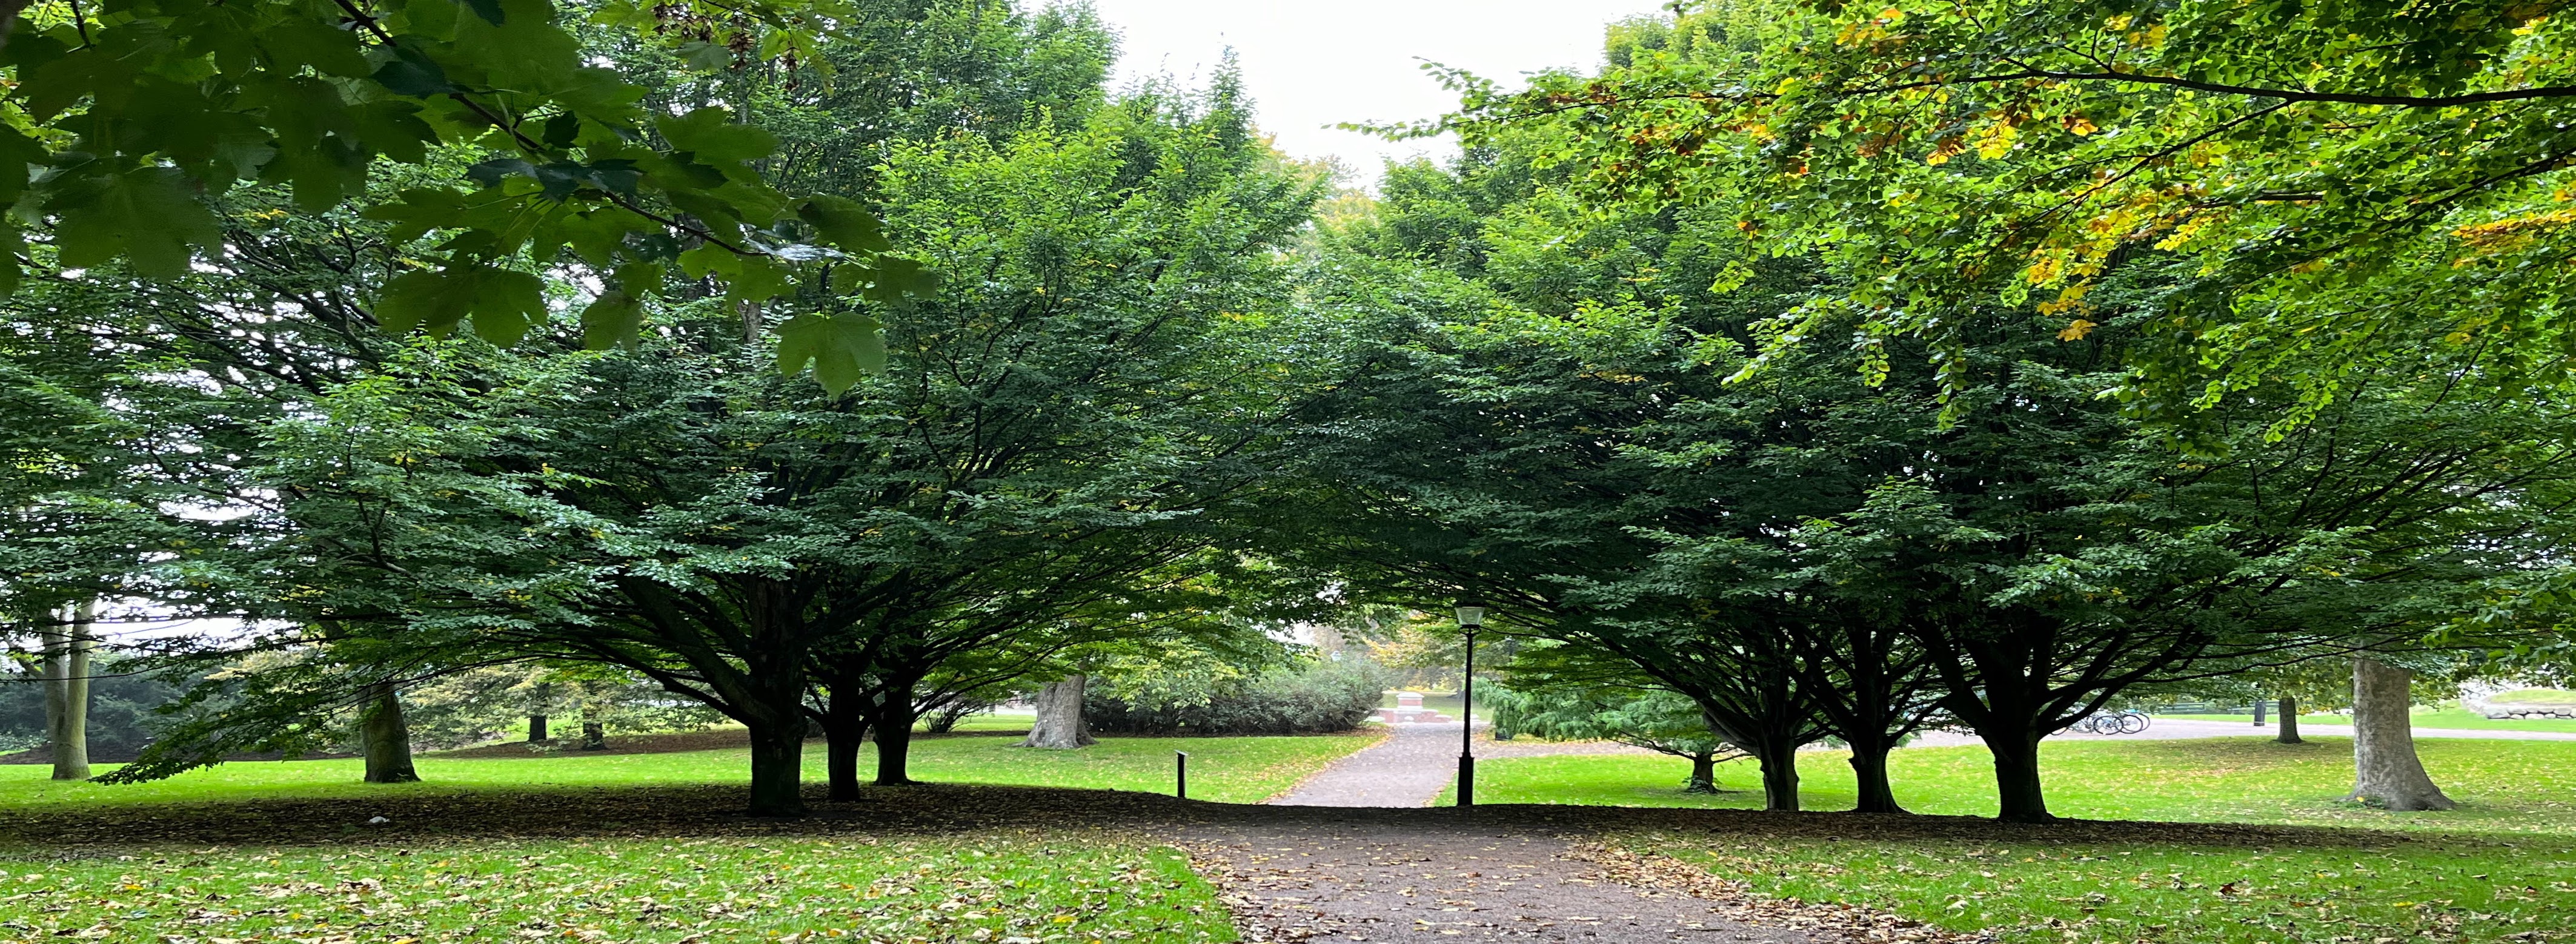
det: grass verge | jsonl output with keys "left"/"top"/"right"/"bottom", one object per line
{"left": 1635, "top": 830, "right": 2572, "bottom": 944}
{"left": 1453, "top": 738, "right": 2576, "bottom": 833}
{"left": 0, "top": 731, "right": 1379, "bottom": 810}
{"left": 0, "top": 830, "right": 1235, "bottom": 943}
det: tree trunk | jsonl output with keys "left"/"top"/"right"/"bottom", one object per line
{"left": 823, "top": 690, "right": 871, "bottom": 802}
{"left": 2276, "top": 695, "right": 2302, "bottom": 745}
{"left": 1846, "top": 735, "right": 1906, "bottom": 814}
{"left": 359, "top": 682, "right": 420, "bottom": 784}
{"left": 2345, "top": 658, "right": 2454, "bottom": 810}
{"left": 527, "top": 714, "right": 548, "bottom": 742}
{"left": 1683, "top": 751, "right": 1719, "bottom": 793}
{"left": 580, "top": 721, "right": 605, "bottom": 750}
{"left": 1752, "top": 741, "right": 1801, "bottom": 811}
{"left": 744, "top": 720, "right": 806, "bottom": 817}
{"left": 1020, "top": 675, "right": 1096, "bottom": 749}
{"left": 871, "top": 691, "right": 920, "bottom": 786}
{"left": 1982, "top": 724, "right": 2052, "bottom": 822}
{"left": 44, "top": 602, "right": 94, "bottom": 781}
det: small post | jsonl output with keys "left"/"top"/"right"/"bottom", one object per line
{"left": 1175, "top": 751, "right": 1189, "bottom": 801}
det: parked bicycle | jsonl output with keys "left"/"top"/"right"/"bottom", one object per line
{"left": 2068, "top": 710, "right": 2151, "bottom": 735}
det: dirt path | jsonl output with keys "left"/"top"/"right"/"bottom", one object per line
{"left": 1178, "top": 808, "right": 1817, "bottom": 943}
{"left": 1267, "top": 724, "right": 1653, "bottom": 808}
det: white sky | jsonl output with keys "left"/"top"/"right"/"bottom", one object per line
{"left": 1087, "top": 1, "right": 1670, "bottom": 186}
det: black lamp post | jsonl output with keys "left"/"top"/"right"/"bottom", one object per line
{"left": 1455, "top": 600, "right": 1486, "bottom": 808}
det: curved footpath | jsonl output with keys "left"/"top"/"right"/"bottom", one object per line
{"left": 1193, "top": 724, "right": 1830, "bottom": 942}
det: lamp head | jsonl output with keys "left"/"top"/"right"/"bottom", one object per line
{"left": 1454, "top": 600, "right": 1487, "bottom": 629}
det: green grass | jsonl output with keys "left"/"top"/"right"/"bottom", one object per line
{"left": 2489, "top": 688, "right": 2576, "bottom": 705}
{"left": 0, "top": 731, "right": 1354, "bottom": 943}
{"left": 0, "top": 833, "right": 1236, "bottom": 943}
{"left": 1654, "top": 833, "right": 2571, "bottom": 944}
{"left": 0, "top": 730, "right": 1378, "bottom": 810}
{"left": 1462, "top": 738, "right": 2576, "bottom": 833}
{"left": 2157, "top": 709, "right": 2576, "bottom": 733}
{"left": 1463, "top": 739, "right": 2576, "bottom": 944}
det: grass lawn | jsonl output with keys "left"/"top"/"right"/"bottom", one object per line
{"left": 0, "top": 730, "right": 1379, "bottom": 809}
{"left": 1465, "top": 739, "right": 2576, "bottom": 944}
{"left": 0, "top": 732, "right": 1366, "bottom": 943}
{"left": 2157, "top": 709, "right": 2576, "bottom": 734}
{"left": 0, "top": 831, "right": 1235, "bottom": 943}
{"left": 1459, "top": 737, "right": 2576, "bottom": 831}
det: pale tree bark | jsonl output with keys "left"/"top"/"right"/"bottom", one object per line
{"left": 359, "top": 682, "right": 420, "bottom": 784}
{"left": 2276, "top": 695, "right": 2302, "bottom": 745}
{"left": 2345, "top": 658, "right": 2452, "bottom": 810}
{"left": 1020, "top": 676, "right": 1095, "bottom": 749}
{"left": 43, "top": 602, "right": 95, "bottom": 781}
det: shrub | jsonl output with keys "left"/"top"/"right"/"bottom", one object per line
{"left": 1089, "top": 659, "right": 1390, "bottom": 735}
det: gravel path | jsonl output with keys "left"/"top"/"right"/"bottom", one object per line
{"left": 1178, "top": 809, "right": 1820, "bottom": 943}
{"left": 1268, "top": 722, "right": 1477, "bottom": 807}
{"left": 1266, "top": 724, "right": 1654, "bottom": 808}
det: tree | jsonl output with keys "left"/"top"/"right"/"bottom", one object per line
{"left": 168, "top": 79, "right": 1334, "bottom": 817}
{"left": 1449, "top": 0, "right": 2576, "bottom": 420}
{"left": 2347, "top": 658, "right": 2455, "bottom": 811}
{"left": 1490, "top": 655, "right": 1745, "bottom": 793}
{"left": 0, "top": 0, "right": 930, "bottom": 370}
{"left": 1020, "top": 676, "right": 1096, "bottom": 750}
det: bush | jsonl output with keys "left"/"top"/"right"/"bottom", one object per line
{"left": 1088, "top": 659, "right": 1390, "bottom": 735}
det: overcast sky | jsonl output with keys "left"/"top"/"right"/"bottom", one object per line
{"left": 1086, "top": 1, "right": 1670, "bottom": 186}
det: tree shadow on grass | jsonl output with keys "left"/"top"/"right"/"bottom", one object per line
{"left": 3, "top": 781, "right": 2521, "bottom": 854}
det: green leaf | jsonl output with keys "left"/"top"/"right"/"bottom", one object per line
{"left": 656, "top": 108, "right": 780, "bottom": 165}
{"left": 459, "top": 0, "right": 510, "bottom": 26}
{"left": 727, "top": 257, "right": 794, "bottom": 305}
{"left": 860, "top": 255, "right": 939, "bottom": 303}
{"left": 470, "top": 269, "right": 548, "bottom": 345}
{"left": 374, "top": 268, "right": 478, "bottom": 337}
{"left": 798, "top": 196, "right": 891, "bottom": 254}
{"left": 775, "top": 312, "right": 886, "bottom": 393}
{"left": 48, "top": 167, "right": 223, "bottom": 279}
{"left": 581, "top": 262, "right": 661, "bottom": 349}
{"left": 372, "top": 42, "right": 464, "bottom": 97}
{"left": 375, "top": 265, "right": 548, "bottom": 344}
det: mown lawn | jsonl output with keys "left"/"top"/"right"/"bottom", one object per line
{"left": 0, "top": 729, "right": 1379, "bottom": 808}
{"left": 0, "top": 731, "right": 1368, "bottom": 943}
{"left": 1465, "top": 739, "right": 2576, "bottom": 944}
{"left": 2157, "top": 709, "right": 2576, "bottom": 734}
{"left": 1461, "top": 738, "right": 2576, "bottom": 833}
{"left": 0, "top": 831, "right": 1235, "bottom": 943}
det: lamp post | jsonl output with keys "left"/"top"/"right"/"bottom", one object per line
{"left": 1455, "top": 600, "right": 1486, "bottom": 808}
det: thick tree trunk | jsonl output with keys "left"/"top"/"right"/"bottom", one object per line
{"left": 1020, "top": 676, "right": 1095, "bottom": 749}
{"left": 1982, "top": 724, "right": 2052, "bottom": 822}
{"left": 43, "top": 602, "right": 94, "bottom": 781}
{"left": 2345, "top": 658, "right": 2454, "bottom": 810}
{"left": 580, "top": 721, "right": 606, "bottom": 750}
{"left": 1846, "top": 736, "right": 1906, "bottom": 814}
{"left": 823, "top": 690, "right": 871, "bottom": 801}
{"left": 1684, "top": 752, "right": 1719, "bottom": 793}
{"left": 2276, "top": 695, "right": 2302, "bottom": 745}
{"left": 528, "top": 714, "right": 548, "bottom": 742}
{"left": 744, "top": 721, "right": 806, "bottom": 817}
{"left": 359, "top": 682, "right": 420, "bottom": 784}
{"left": 871, "top": 691, "right": 920, "bottom": 786}
{"left": 1752, "top": 742, "right": 1801, "bottom": 811}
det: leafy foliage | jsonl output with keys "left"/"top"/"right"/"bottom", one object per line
{"left": 0, "top": 0, "right": 932, "bottom": 374}
{"left": 1087, "top": 658, "right": 1392, "bottom": 736}
{"left": 1447, "top": 0, "right": 2576, "bottom": 421}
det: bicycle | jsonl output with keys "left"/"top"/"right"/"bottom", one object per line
{"left": 2068, "top": 710, "right": 2151, "bottom": 735}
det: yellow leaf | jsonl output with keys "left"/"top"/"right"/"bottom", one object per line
{"left": 2057, "top": 320, "right": 2097, "bottom": 341}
